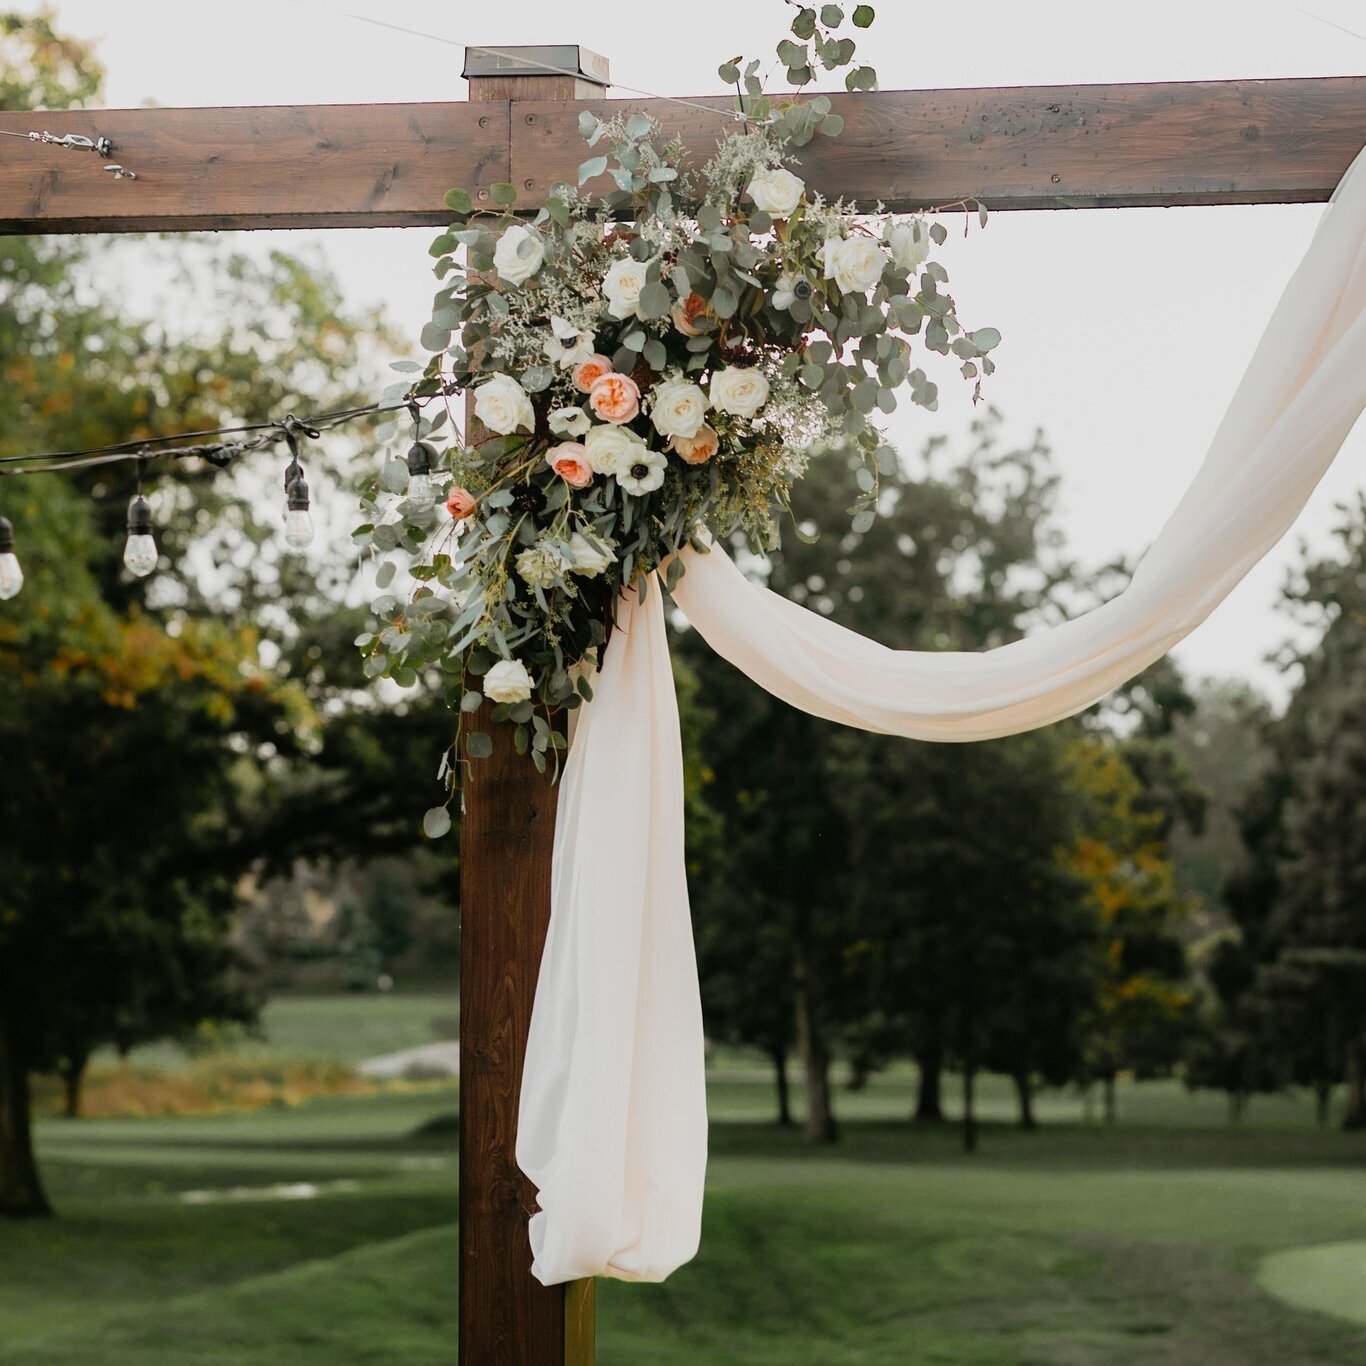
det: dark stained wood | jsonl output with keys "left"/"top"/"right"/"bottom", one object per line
{"left": 0, "top": 100, "right": 510, "bottom": 233}
{"left": 516, "top": 76, "right": 1366, "bottom": 212}
{"left": 2, "top": 76, "right": 1359, "bottom": 236}
{"left": 459, "top": 57, "right": 601, "bottom": 1366}
{"left": 458, "top": 699, "right": 568, "bottom": 1365}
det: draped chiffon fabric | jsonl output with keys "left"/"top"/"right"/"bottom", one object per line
{"left": 517, "top": 143, "right": 1366, "bottom": 1286}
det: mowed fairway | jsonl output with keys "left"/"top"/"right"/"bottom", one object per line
{"left": 2, "top": 1012, "right": 1365, "bottom": 1363}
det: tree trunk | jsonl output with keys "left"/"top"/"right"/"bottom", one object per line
{"left": 59, "top": 1054, "right": 88, "bottom": 1121}
{"left": 962, "top": 1063, "right": 978, "bottom": 1153}
{"left": 0, "top": 1013, "right": 52, "bottom": 1219}
{"left": 1102, "top": 1070, "right": 1118, "bottom": 1124}
{"left": 1315, "top": 1079, "right": 1333, "bottom": 1129}
{"left": 770, "top": 1045, "right": 793, "bottom": 1127}
{"left": 1012, "top": 1069, "right": 1037, "bottom": 1130}
{"left": 1343, "top": 1042, "right": 1365, "bottom": 1132}
{"left": 793, "top": 941, "right": 837, "bottom": 1144}
{"left": 1227, "top": 1090, "right": 1245, "bottom": 1125}
{"left": 913, "top": 1045, "right": 945, "bottom": 1124}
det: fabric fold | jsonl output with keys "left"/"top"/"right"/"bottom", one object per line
{"left": 519, "top": 141, "right": 1366, "bottom": 1286}
{"left": 518, "top": 576, "right": 707, "bottom": 1285}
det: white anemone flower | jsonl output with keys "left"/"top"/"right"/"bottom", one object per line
{"left": 615, "top": 446, "right": 668, "bottom": 496}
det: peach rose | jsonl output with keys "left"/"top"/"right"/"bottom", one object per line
{"left": 572, "top": 354, "right": 615, "bottom": 393}
{"left": 445, "top": 487, "right": 477, "bottom": 520}
{"left": 588, "top": 371, "right": 641, "bottom": 425}
{"left": 546, "top": 443, "right": 594, "bottom": 489}
{"left": 670, "top": 423, "right": 720, "bottom": 465}
{"left": 671, "top": 292, "right": 710, "bottom": 337}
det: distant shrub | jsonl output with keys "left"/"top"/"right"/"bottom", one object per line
{"left": 32, "top": 1057, "right": 373, "bottom": 1119}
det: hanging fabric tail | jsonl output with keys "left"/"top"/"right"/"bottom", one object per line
{"left": 517, "top": 577, "right": 707, "bottom": 1285}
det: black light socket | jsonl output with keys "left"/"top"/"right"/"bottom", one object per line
{"left": 126, "top": 495, "right": 153, "bottom": 536}
{"left": 406, "top": 440, "right": 435, "bottom": 477}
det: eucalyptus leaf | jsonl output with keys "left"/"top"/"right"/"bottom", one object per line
{"left": 423, "top": 807, "right": 452, "bottom": 839}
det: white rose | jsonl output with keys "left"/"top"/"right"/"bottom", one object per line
{"left": 885, "top": 219, "right": 930, "bottom": 273}
{"left": 583, "top": 423, "right": 647, "bottom": 476}
{"left": 821, "top": 234, "right": 888, "bottom": 294}
{"left": 493, "top": 225, "right": 545, "bottom": 286}
{"left": 615, "top": 446, "right": 668, "bottom": 497}
{"left": 566, "top": 532, "right": 613, "bottom": 577}
{"left": 747, "top": 167, "right": 804, "bottom": 217}
{"left": 549, "top": 406, "right": 591, "bottom": 438}
{"left": 545, "top": 316, "right": 595, "bottom": 368}
{"left": 483, "top": 658, "right": 533, "bottom": 704}
{"left": 602, "top": 257, "right": 650, "bottom": 320}
{"left": 649, "top": 378, "right": 708, "bottom": 440}
{"left": 709, "top": 366, "right": 770, "bottom": 419}
{"left": 473, "top": 374, "right": 535, "bottom": 436}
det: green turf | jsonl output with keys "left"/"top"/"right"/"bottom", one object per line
{"left": 7, "top": 1018, "right": 1366, "bottom": 1363}
{"left": 1258, "top": 1241, "right": 1366, "bottom": 1329}
{"left": 106, "top": 990, "right": 460, "bottom": 1070}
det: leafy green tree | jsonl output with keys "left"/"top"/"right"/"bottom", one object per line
{"left": 1222, "top": 497, "right": 1366, "bottom": 1128}
{"left": 0, "top": 10, "right": 453, "bottom": 1214}
{"left": 683, "top": 412, "right": 1082, "bottom": 1141}
{"left": 1062, "top": 735, "right": 1194, "bottom": 1122}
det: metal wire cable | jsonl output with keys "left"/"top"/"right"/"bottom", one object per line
{"left": 0, "top": 390, "right": 451, "bottom": 479}
{"left": 278, "top": 0, "right": 745, "bottom": 122}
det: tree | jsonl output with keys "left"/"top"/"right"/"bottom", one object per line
{"left": 1063, "top": 736, "right": 1194, "bottom": 1122}
{"left": 1220, "top": 497, "right": 1366, "bottom": 1129}
{"left": 683, "top": 411, "right": 1084, "bottom": 1142}
{"left": 0, "top": 9, "right": 452, "bottom": 1214}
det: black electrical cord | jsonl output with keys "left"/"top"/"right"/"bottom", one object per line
{"left": 0, "top": 381, "right": 463, "bottom": 479}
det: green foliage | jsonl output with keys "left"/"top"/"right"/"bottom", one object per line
{"left": 1213, "top": 496, "right": 1366, "bottom": 1128}
{"left": 0, "top": 6, "right": 457, "bottom": 1218}
{"left": 358, "top": 0, "right": 995, "bottom": 813}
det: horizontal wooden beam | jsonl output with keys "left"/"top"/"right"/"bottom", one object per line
{"left": 0, "top": 76, "right": 1361, "bottom": 234}
{"left": 528, "top": 77, "right": 1366, "bottom": 213}
{"left": 0, "top": 101, "right": 511, "bottom": 233}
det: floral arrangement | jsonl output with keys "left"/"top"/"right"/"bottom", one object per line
{"left": 353, "top": 3, "right": 998, "bottom": 822}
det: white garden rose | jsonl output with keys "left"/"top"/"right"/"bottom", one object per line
{"left": 548, "top": 406, "right": 591, "bottom": 438}
{"left": 602, "top": 257, "right": 650, "bottom": 320}
{"left": 583, "top": 423, "right": 647, "bottom": 476}
{"left": 649, "top": 377, "right": 708, "bottom": 440}
{"left": 747, "top": 167, "right": 804, "bottom": 217}
{"left": 709, "top": 366, "right": 770, "bottom": 419}
{"left": 885, "top": 219, "right": 930, "bottom": 273}
{"left": 483, "top": 658, "right": 533, "bottom": 704}
{"left": 473, "top": 374, "right": 535, "bottom": 435}
{"left": 566, "top": 532, "right": 613, "bottom": 577}
{"left": 615, "top": 446, "right": 668, "bottom": 497}
{"left": 821, "top": 234, "right": 888, "bottom": 294}
{"left": 493, "top": 225, "right": 545, "bottom": 286}
{"left": 772, "top": 272, "right": 798, "bottom": 311}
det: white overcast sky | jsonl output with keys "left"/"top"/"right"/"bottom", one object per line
{"left": 19, "top": 0, "right": 1366, "bottom": 698}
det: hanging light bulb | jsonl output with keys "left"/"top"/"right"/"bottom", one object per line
{"left": 123, "top": 493, "right": 158, "bottom": 578}
{"left": 283, "top": 464, "right": 315, "bottom": 550}
{"left": 406, "top": 438, "right": 437, "bottom": 512}
{"left": 0, "top": 515, "right": 23, "bottom": 601}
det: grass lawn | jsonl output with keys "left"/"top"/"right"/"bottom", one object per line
{"left": 106, "top": 990, "right": 460, "bottom": 1071}
{"left": 4, "top": 1023, "right": 1365, "bottom": 1362}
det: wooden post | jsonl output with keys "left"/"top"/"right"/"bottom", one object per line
{"left": 460, "top": 44, "right": 606, "bottom": 1366}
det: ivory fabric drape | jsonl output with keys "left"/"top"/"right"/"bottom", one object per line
{"left": 517, "top": 142, "right": 1366, "bottom": 1287}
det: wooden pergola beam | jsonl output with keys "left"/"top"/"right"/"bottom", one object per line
{"left": 1, "top": 75, "right": 1361, "bottom": 235}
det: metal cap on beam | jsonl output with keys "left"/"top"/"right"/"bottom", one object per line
{"left": 462, "top": 44, "right": 610, "bottom": 89}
